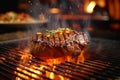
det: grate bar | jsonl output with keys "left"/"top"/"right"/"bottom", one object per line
{"left": 0, "top": 46, "right": 49, "bottom": 67}
{"left": 0, "top": 65, "right": 16, "bottom": 80}
{"left": 54, "top": 62, "right": 111, "bottom": 80}
{"left": 85, "top": 60, "right": 110, "bottom": 65}
{"left": 0, "top": 57, "right": 44, "bottom": 80}
{"left": 1, "top": 53, "right": 45, "bottom": 74}
{"left": 0, "top": 59, "right": 32, "bottom": 80}
{"left": 66, "top": 61, "right": 105, "bottom": 71}
{"left": 84, "top": 60, "right": 110, "bottom": 68}
{"left": 64, "top": 61, "right": 119, "bottom": 79}
{"left": 54, "top": 67, "right": 86, "bottom": 80}
{"left": 0, "top": 50, "right": 51, "bottom": 80}
{"left": 0, "top": 43, "right": 120, "bottom": 80}
{"left": 43, "top": 67, "right": 82, "bottom": 80}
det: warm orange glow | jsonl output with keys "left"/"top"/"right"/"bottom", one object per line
{"left": 50, "top": 72, "right": 55, "bottom": 79}
{"left": 97, "top": 0, "right": 106, "bottom": 8}
{"left": 15, "top": 47, "right": 85, "bottom": 80}
{"left": 77, "top": 50, "right": 85, "bottom": 63}
{"left": 59, "top": 75, "right": 65, "bottom": 80}
{"left": 16, "top": 67, "right": 39, "bottom": 79}
{"left": 48, "top": 8, "right": 60, "bottom": 14}
{"left": 86, "top": 1, "right": 96, "bottom": 13}
{"left": 15, "top": 71, "right": 29, "bottom": 80}
{"left": 39, "top": 13, "right": 46, "bottom": 20}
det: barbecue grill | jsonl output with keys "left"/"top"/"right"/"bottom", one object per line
{"left": 0, "top": 38, "right": 120, "bottom": 80}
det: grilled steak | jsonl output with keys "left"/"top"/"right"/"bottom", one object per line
{"left": 30, "top": 28, "right": 89, "bottom": 60}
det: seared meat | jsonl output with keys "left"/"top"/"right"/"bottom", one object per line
{"left": 30, "top": 28, "right": 89, "bottom": 60}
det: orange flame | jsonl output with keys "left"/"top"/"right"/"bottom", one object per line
{"left": 86, "top": 1, "right": 96, "bottom": 13}
{"left": 14, "top": 48, "right": 85, "bottom": 80}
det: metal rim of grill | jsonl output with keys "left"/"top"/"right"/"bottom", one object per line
{"left": 0, "top": 38, "right": 120, "bottom": 80}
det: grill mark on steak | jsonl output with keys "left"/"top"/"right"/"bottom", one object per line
{"left": 32, "top": 30, "right": 88, "bottom": 50}
{"left": 30, "top": 28, "right": 89, "bottom": 60}
{"left": 31, "top": 29, "right": 89, "bottom": 54}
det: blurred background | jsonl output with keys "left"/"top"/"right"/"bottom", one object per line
{"left": 0, "top": 0, "right": 120, "bottom": 41}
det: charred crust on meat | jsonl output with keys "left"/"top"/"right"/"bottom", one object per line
{"left": 30, "top": 28, "right": 89, "bottom": 60}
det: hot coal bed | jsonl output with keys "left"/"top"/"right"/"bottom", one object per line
{"left": 0, "top": 37, "right": 120, "bottom": 80}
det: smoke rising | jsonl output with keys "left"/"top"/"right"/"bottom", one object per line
{"left": 26, "top": 0, "right": 91, "bottom": 36}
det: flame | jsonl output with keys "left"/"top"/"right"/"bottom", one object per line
{"left": 50, "top": 72, "right": 55, "bottom": 79}
{"left": 77, "top": 50, "right": 85, "bottom": 63}
{"left": 86, "top": 1, "right": 96, "bottom": 13}
{"left": 14, "top": 48, "right": 85, "bottom": 80}
{"left": 59, "top": 75, "right": 65, "bottom": 80}
{"left": 49, "top": 72, "right": 66, "bottom": 80}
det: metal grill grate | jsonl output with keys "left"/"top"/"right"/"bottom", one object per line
{"left": 0, "top": 46, "right": 120, "bottom": 80}
{"left": 0, "top": 38, "right": 120, "bottom": 80}
{"left": 0, "top": 46, "right": 51, "bottom": 80}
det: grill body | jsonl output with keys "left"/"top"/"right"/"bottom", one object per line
{"left": 0, "top": 38, "right": 120, "bottom": 80}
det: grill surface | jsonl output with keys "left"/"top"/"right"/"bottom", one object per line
{"left": 0, "top": 38, "right": 120, "bottom": 80}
